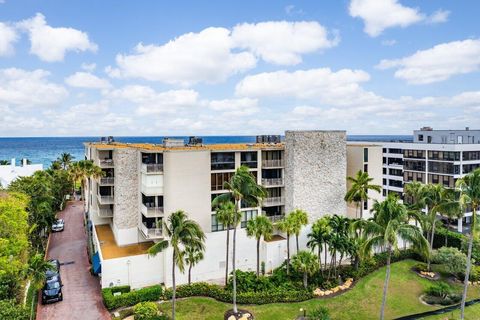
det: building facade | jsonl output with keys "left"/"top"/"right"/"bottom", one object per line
{"left": 85, "top": 131, "right": 348, "bottom": 289}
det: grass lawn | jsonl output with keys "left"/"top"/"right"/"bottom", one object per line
{"left": 157, "top": 260, "right": 480, "bottom": 320}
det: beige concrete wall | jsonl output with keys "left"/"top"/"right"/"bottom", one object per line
{"left": 163, "top": 150, "right": 212, "bottom": 233}
{"left": 285, "top": 131, "right": 347, "bottom": 221}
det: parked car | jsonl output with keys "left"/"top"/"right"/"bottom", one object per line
{"left": 41, "top": 275, "right": 63, "bottom": 304}
{"left": 45, "top": 259, "right": 60, "bottom": 279}
{"left": 52, "top": 219, "right": 65, "bottom": 232}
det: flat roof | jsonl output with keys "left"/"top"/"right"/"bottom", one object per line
{"left": 85, "top": 142, "right": 285, "bottom": 152}
{"left": 95, "top": 224, "right": 153, "bottom": 259}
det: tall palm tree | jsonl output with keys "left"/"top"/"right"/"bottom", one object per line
{"left": 185, "top": 244, "right": 205, "bottom": 285}
{"left": 307, "top": 218, "right": 331, "bottom": 275}
{"left": 246, "top": 215, "right": 273, "bottom": 276}
{"left": 455, "top": 168, "right": 480, "bottom": 320}
{"left": 361, "top": 193, "right": 428, "bottom": 320}
{"left": 345, "top": 170, "right": 381, "bottom": 219}
{"left": 214, "top": 201, "right": 241, "bottom": 286}
{"left": 290, "top": 209, "right": 309, "bottom": 252}
{"left": 211, "top": 165, "right": 266, "bottom": 315}
{"left": 57, "top": 152, "right": 74, "bottom": 170}
{"left": 69, "top": 160, "right": 104, "bottom": 202}
{"left": 0, "top": 160, "right": 10, "bottom": 165}
{"left": 148, "top": 210, "right": 205, "bottom": 320}
{"left": 291, "top": 250, "right": 319, "bottom": 289}
{"left": 277, "top": 216, "right": 295, "bottom": 275}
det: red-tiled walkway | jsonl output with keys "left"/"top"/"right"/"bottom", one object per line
{"left": 37, "top": 201, "right": 110, "bottom": 320}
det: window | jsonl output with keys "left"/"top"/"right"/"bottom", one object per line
{"left": 427, "top": 136, "right": 432, "bottom": 143}
{"left": 363, "top": 164, "right": 368, "bottom": 173}
{"left": 428, "top": 151, "right": 460, "bottom": 161}
{"left": 418, "top": 134, "right": 424, "bottom": 141}
{"left": 382, "top": 189, "right": 386, "bottom": 196}
{"left": 241, "top": 152, "right": 258, "bottom": 168}
{"left": 464, "top": 163, "right": 480, "bottom": 174}
{"left": 211, "top": 152, "right": 235, "bottom": 170}
{"left": 363, "top": 148, "right": 368, "bottom": 162}
{"left": 383, "top": 168, "right": 387, "bottom": 174}
{"left": 463, "top": 151, "right": 480, "bottom": 161}
{"left": 389, "top": 180, "right": 403, "bottom": 188}
{"left": 404, "top": 171, "right": 425, "bottom": 183}
{"left": 141, "top": 153, "right": 163, "bottom": 164}
{"left": 403, "top": 149, "right": 425, "bottom": 159}
{"left": 428, "top": 174, "right": 454, "bottom": 188}
{"left": 428, "top": 161, "right": 459, "bottom": 175}
{"left": 241, "top": 210, "right": 258, "bottom": 228}
{"left": 363, "top": 200, "right": 368, "bottom": 210}
{"left": 383, "top": 178, "right": 387, "bottom": 185}
{"left": 211, "top": 214, "right": 225, "bottom": 232}
{"left": 389, "top": 148, "right": 403, "bottom": 154}
{"left": 211, "top": 172, "right": 234, "bottom": 191}
{"left": 389, "top": 168, "right": 403, "bottom": 176}
{"left": 388, "top": 158, "right": 403, "bottom": 166}
{"left": 404, "top": 160, "right": 426, "bottom": 171}
{"left": 383, "top": 148, "right": 387, "bottom": 153}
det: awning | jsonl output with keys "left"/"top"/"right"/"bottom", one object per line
{"left": 92, "top": 252, "right": 101, "bottom": 275}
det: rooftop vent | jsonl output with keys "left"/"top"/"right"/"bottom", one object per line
{"left": 420, "top": 127, "right": 433, "bottom": 131}
{"left": 188, "top": 136, "right": 203, "bottom": 146}
{"left": 256, "top": 135, "right": 281, "bottom": 144}
{"left": 466, "top": 127, "right": 470, "bottom": 131}
{"left": 100, "top": 136, "right": 115, "bottom": 144}
{"left": 163, "top": 138, "right": 185, "bottom": 148}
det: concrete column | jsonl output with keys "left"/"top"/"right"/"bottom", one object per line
{"left": 457, "top": 218, "right": 463, "bottom": 233}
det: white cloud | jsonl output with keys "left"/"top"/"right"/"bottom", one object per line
{"left": 427, "top": 9, "right": 450, "bottom": 24}
{"left": 377, "top": 39, "right": 480, "bottom": 84}
{"left": 17, "top": 13, "right": 98, "bottom": 62}
{"left": 81, "top": 63, "right": 96, "bottom": 72}
{"left": 349, "top": 0, "right": 425, "bottom": 37}
{"left": 108, "top": 85, "right": 199, "bottom": 115}
{"left": 285, "top": 5, "right": 304, "bottom": 15}
{"left": 65, "top": 72, "right": 111, "bottom": 89}
{"left": 208, "top": 98, "right": 259, "bottom": 116}
{"left": 0, "top": 22, "right": 18, "bottom": 56}
{"left": 381, "top": 39, "right": 397, "bottom": 46}
{"left": 231, "top": 21, "right": 339, "bottom": 65}
{"left": 0, "top": 68, "right": 68, "bottom": 107}
{"left": 113, "top": 27, "right": 256, "bottom": 86}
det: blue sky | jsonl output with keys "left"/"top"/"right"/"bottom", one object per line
{"left": 0, "top": 0, "right": 479, "bottom": 136}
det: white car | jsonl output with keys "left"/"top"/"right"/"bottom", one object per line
{"left": 52, "top": 219, "right": 65, "bottom": 232}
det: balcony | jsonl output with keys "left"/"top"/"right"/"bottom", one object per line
{"left": 97, "top": 159, "right": 114, "bottom": 168}
{"left": 138, "top": 222, "right": 163, "bottom": 240}
{"left": 97, "top": 195, "right": 114, "bottom": 205}
{"left": 262, "top": 159, "right": 284, "bottom": 168}
{"left": 98, "top": 177, "right": 115, "bottom": 185}
{"left": 267, "top": 214, "right": 285, "bottom": 223}
{"left": 96, "top": 207, "right": 113, "bottom": 218}
{"left": 263, "top": 196, "right": 285, "bottom": 207}
{"left": 141, "top": 204, "right": 164, "bottom": 218}
{"left": 262, "top": 178, "right": 284, "bottom": 187}
{"left": 141, "top": 163, "right": 164, "bottom": 174}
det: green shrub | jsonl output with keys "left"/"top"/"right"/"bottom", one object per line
{"left": 309, "top": 306, "right": 331, "bottom": 320}
{"left": 0, "top": 300, "right": 29, "bottom": 320}
{"left": 433, "top": 229, "right": 463, "bottom": 250}
{"left": 413, "top": 262, "right": 428, "bottom": 273}
{"left": 462, "top": 238, "right": 480, "bottom": 265}
{"left": 102, "top": 285, "right": 163, "bottom": 310}
{"left": 425, "top": 282, "right": 452, "bottom": 298}
{"left": 432, "top": 247, "right": 467, "bottom": 277}
{"left": 133, "top": 302, "right": 158, "bottom": 320}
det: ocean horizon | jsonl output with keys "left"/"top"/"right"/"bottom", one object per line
{"left": 0, "top": 135, "right": 413, "bottom": 167}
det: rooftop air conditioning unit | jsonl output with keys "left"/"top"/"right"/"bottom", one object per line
{"left": 163, "top": 138, "right": 185, "bottom": 147}
{"left": 188, "top": 136, "right": 203, "bottom": 146}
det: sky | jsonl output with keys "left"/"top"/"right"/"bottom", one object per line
{"left": 0, "top": 0, "right": 480, "bottom": 137}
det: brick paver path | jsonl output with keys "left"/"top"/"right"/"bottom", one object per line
{"left": 37, "top": 201, "right": 110, "bottom": 320}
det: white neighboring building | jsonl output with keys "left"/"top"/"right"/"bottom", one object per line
{"left": 0, "top": 158, "right": 43, "bottom": 187}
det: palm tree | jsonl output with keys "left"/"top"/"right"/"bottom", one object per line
{"left": 0, "top": 160, "right": 10, "bottom": 165}
{"left": 148, "top": 210, "right": 205, "bottom": 320}
{"left": 27, "top": 254, "right": 54, "bottom": 320}
{"left": 361, "top": 193, "right": 428, "bottom": 320}
{"left": 210, "top": 165, "right": 266, "bottom": 315}
{"left": 184, "top": 244, "right": 205, "bottom": 285}
{"left": 345, "top": 170, "right": 381, "bottom": 219}
{"left": 57, "top": 152, "right": 74, "bottom": 170}
{"left": 69, "top": 160, "right": 104, "bottom": 202}
{"left": 246, "top": 215, "right": 273, "bottom": 276}
{"left": 291, "top": 250, "right": 319, "bottom": 289}
{"left": 307, "top": 218, "right": 331, "bottom": 275}
{"left": 277, "top": 216, "right": 295, "bottom": 275}
{"left": 214, "top": 201, "right": 241, "bottom": 286}
{"left": 290, "top": 209, "right": 309, "bottom": 252}
{"left": 455, "top": 168, "right": 480, "bottom": 320}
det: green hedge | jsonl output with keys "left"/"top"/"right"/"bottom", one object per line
{"left": 432, "top": 229, "right": 463, "bottom": 250}
{"left": 102, "top": 285, "right": 163, "bottom": 310}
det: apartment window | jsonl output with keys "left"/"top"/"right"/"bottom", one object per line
{"left": 383, "top": 157, "right": 386, "bottom": 164}
{"left": 383, "top": 168, "right": 387, "bottom": 174}
{"left": 363, "top": 148, "right": 368, "bottom": 162}
{"left": 211, "top": 152, "right": 235, "bottom": 170}
{"left": 383, "top": 178, "right": 387, "bottom": 185}
{"left": 404, "top": 160, "right": 426, "bottom": 171}
{"left": 141, "top": 153, "right": 163, "bottom": 164}
{"left": 363, "top": 164, "right": 368, "bottom": 173}
{"left": 241, "top": 210, "right": 258, "bottom": 228}
{"left": 464, "top": 163, "right": 480, "bottom": 174}
{"left": 383, "top": 148, "right": 387, "bottom": 153}
{"left": 427, "top": 136, "right": 432, "bottom": 143}
{"left": 428, "top": 161, "right": 459, "bottom": 175}
{"left": 211, "top": 193, "right": 228, "bottom": 210}
{"left": 389, "top": 180, "right": 403, "bottom": 188}
{"left": 382, "top": 189, "right": 386, "bottom": 197}
{"left": 389, "top": 148, "right": 403, "bottom": 154}
{"left": 211, "top": 214, "right": 225, "bottom": 232}
{"left": 241, "top": 152, "right": 258, "bottom": 168}
{"left": 428, "top": 151, "right": 460, "bottom": 161}
{"left": 404, "top": 171, "right": 425, "bottom": 183}
{"left": 418, "top": 134, "right": 424, "bottom": 141}
{"left": 363, "top": 200, "right": 368, "bottom": 210}
{"left": 388, "top": 158, "right": 403, "bottom": 166}
{"left": 428, "top": 174, "right": 454, "bottom": 188}
{"left": 211, "top": 172, "right": 234, "bottom": 191}
{"left": 389, "top": 168, "right": 403, "bottom": 176}
{"left": 463, "top": 151, "right": 480, "bottom": 161}
{"left": 403, "top": 149, "right": 425, "bottom": 159}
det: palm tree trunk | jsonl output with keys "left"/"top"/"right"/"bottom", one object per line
{"left": 256, "top": 238, "right": 260, "bottom": 277}
{"left": 303, "top": 272, "right": 308, "bottom": 289}
{"left": 428, "top": 216, "right": 437, "bottom": 271}
{"left": 225, "top": 226, "right": 230, "bottom": 286}
{"left": 380, "top": 247, "right": 392, "bottom": 320}
{"left": 324, "top": 243, "right": 328, "bottom": 271}
{"left": 172, "top": 252, "right": 176, "bottom": 320}
{"left": 286, "top": 233, "right": 290, "bottom": 275}
{"left": 296, "top": 234, "right": 299, "bottom": 253}
{"left": 318, "top": 246, "right": 323, "bottom": 276}
{"left": 188, "top": 264, "right": 192, "bottom": 285}
{"left": 460, "top": 220, "right": 475, "bottom": 320}
{"left": 360, "top": 201, "right": 363, "bottom": 219}
{"left": 232, "top": 201, "right": 239, "bottom": 314}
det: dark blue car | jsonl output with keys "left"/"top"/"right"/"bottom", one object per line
{"left": 41, "top": 275, "right": 63, "bottom": 304}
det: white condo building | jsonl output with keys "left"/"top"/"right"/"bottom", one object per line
{"left": 0, "top": 158, "right": 43, "bottom": 187}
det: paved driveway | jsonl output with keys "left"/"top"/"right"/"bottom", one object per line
{"left": 37, "top": 201, "right": 110, "bottom": 320}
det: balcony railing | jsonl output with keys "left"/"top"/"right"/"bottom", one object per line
{"left": 262, "top": 178, "right": 284, "bottom": 187}
{"left": 97, "top": 207, "right": 113, "bottom": 218}
{"left": 139, "top": 222, "right": 163, "bottom": 239}
{"left": 97, "top": 195, "right": 114, "bottom": 205}
{"left": 98, "top": 177, "right": 115, "bottom": 185}
{"left": 267, "top": 214, "right": 285, "bottom": 223}
{"left": 141, "top": 204, "right": 164, "bottom": 217}
{"left": 263, "top": 196, "right": 285, "bottom": 206}
{"left": 262, "top": 159, "right": 284, "bottom": 168}
{"left": 142, "top": 163, "right": 164, "bottom": 173}
{"left": 98, "top": 159, "right": 114, "bottom": 167}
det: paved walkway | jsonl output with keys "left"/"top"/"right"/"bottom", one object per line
{"left": 37, "top": 201, "right": 110, "bottom": 320}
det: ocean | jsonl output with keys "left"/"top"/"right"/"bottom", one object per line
{"left": 0, "top": 135, "right": 412, "bottom": 167}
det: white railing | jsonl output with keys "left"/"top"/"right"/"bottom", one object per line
{"left": 99, "top": 177, "right": 114, "bottom": 185}
{"left": 139, "top": 222, "right": 163, "bottom": 239}
{"left": 262, "top": 159, "right": 284, "bottom": 168}
{"left": 97, "top": 195, "right": 114, "bottom": 204}
{"left": 142, "top": 163, "right": 164, "bottom": 173}
{"left": 267, "top": 214, "right": 285, "bottom": 222}
{"left": 263, "top": 196, "right": 285, "bottom": 206}
{"left": 141, "top": 204, "right": 164, "bottom": 217}
{"left": 98, "top": 159, "right": 114, "bottom": 167}
{"left": 262, "top": 178, "right": 284, "bottom": 186}
{"left": 97, "top": 208, "right": 113, "bottom": 218}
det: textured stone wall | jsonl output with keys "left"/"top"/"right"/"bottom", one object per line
{"left": 285, "top": 131, "right": 347, "bottom": 221}
{"left": 113, "top": 148, "right": 139, "bottom": 229}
